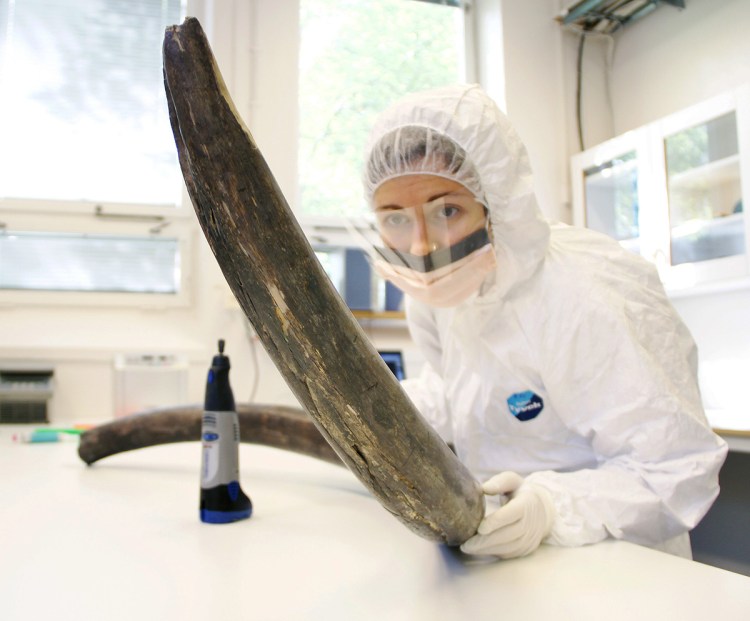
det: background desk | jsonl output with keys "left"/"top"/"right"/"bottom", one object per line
{"left": 1, "top": 432, "right": 749, "bottom": 621}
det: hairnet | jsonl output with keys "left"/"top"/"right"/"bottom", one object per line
{"left": 363, "top": 125, "right": 484, "bottom": 202}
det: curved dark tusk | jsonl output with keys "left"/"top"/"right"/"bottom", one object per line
{"left": 78, "top": 403, "right": 341, "bottom": 466}
{"left": 161, "top": 17, "right": 483, "bottom": 546}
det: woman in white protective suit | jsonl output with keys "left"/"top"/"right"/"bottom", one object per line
{"left": 362, "top": 84, "right": 728, "bottom": 560}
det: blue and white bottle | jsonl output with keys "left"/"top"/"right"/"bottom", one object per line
{"left": 199, "top": 340, "right": 252, "bottom": 524}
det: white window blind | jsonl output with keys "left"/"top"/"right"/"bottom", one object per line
{"left": 0, "top": 0, "right": 184, "bottom": 206}
{"left": 0, "top": 230, "right": 180, "bottom": 292}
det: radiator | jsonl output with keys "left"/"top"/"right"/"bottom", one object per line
{"left": 0, "top": 366, "right": 54, "bottom": 424}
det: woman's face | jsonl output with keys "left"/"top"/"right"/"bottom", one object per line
{"left": 373, "top": 175, "right": 487, "bottom": 256}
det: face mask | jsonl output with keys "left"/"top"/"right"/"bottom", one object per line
{"left": 373, "top": 244, "right": 496, "bottom": 308}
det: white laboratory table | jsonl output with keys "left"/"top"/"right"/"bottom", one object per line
{"left": 1, "top": 430, "right": 749, "bottom": 621}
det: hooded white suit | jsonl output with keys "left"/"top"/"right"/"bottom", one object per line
{"left": 364, "top": 84, "right": 727, "bottom": 556}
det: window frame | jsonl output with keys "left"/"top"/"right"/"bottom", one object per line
{"left": 0, "top": 203, "right": 195, "bottom": 308}
{"left": 0, "top": 0, "right": 196, "bottom": 307}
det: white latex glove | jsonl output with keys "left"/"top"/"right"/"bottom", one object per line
{"left": 460, "top": 472, "right": 555, "bottom": 559}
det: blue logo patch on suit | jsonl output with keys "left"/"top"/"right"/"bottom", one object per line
{"left": 507, "top": 391, "right": 544, "bottom": 421}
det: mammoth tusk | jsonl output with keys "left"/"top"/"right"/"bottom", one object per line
{"left": 78, "top": 404, "right": 341, "bottom": 466}
{"left": 160, "top": 17, "right": 483, "bottom": 546}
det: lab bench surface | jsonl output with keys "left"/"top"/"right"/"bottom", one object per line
{"left": 715, "top": 428, "right": 750, "bottom": 453}
{"left": 1, "top": 433, "right": 749, "bottom": 621}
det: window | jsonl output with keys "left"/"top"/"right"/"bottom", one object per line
{"left": 298, "top": 0, "right": 467, "bottom": 220}
{"left": 0, "top": 0, "right": 183, "bottom": 205}
{"left": 0, "top": 0, "right": 189, "bottom": 303}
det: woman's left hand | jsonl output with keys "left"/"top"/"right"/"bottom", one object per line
{"left": 460, "top": 471, "right": 555, "bottom": 559}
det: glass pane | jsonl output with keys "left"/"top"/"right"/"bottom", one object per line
{"left": 583, "top": 151, "right": 640, "bottom": 255}
{"left": 314, "top": 247, "right": 345, "bottom": 294}
{"left": 0, "top": 0, "right": 184, "bottom": 206}
{"left": 666, "top": 112, "right": 745, "bottom": 265}
{"left": 0, "top": 231, "right": 180, "bottom": 293}
{"left": 299, "top": 0, "right": 464, "bottom": 218}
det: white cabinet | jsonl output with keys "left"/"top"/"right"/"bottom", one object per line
{"left": 571, "top": 86, "right": 750, "bottom": 294}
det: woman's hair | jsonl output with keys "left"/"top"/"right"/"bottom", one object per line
{"left": 364, "top": 125, "right": 484, "bottom": 201}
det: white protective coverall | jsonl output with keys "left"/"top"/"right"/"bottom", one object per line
{"left": 364, "top": 84, "right": 728, "bottom": 557}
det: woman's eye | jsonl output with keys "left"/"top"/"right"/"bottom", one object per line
{"left": 435, "top": 204, "right": 460, "bottom": 220}
{"left": 381, "top": 212, "right": 411, "bottom": 228}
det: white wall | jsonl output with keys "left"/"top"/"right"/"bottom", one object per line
{"left": 559, "top": 0, "right": 750, "bottom": 147}
{"left": 495, "top": 0, "right": 569, "bottom": 223}
{"left": 559, "top": 0, "right": 750, "bottom": 422}
{"left": 4, "top": 0, "right": 748, "bottom": 425}
{"left": 610, "top": 0, "right": 750, "bottom": 135}
{"left": 562, "top": 0, "right": 750, "bottom": 146}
